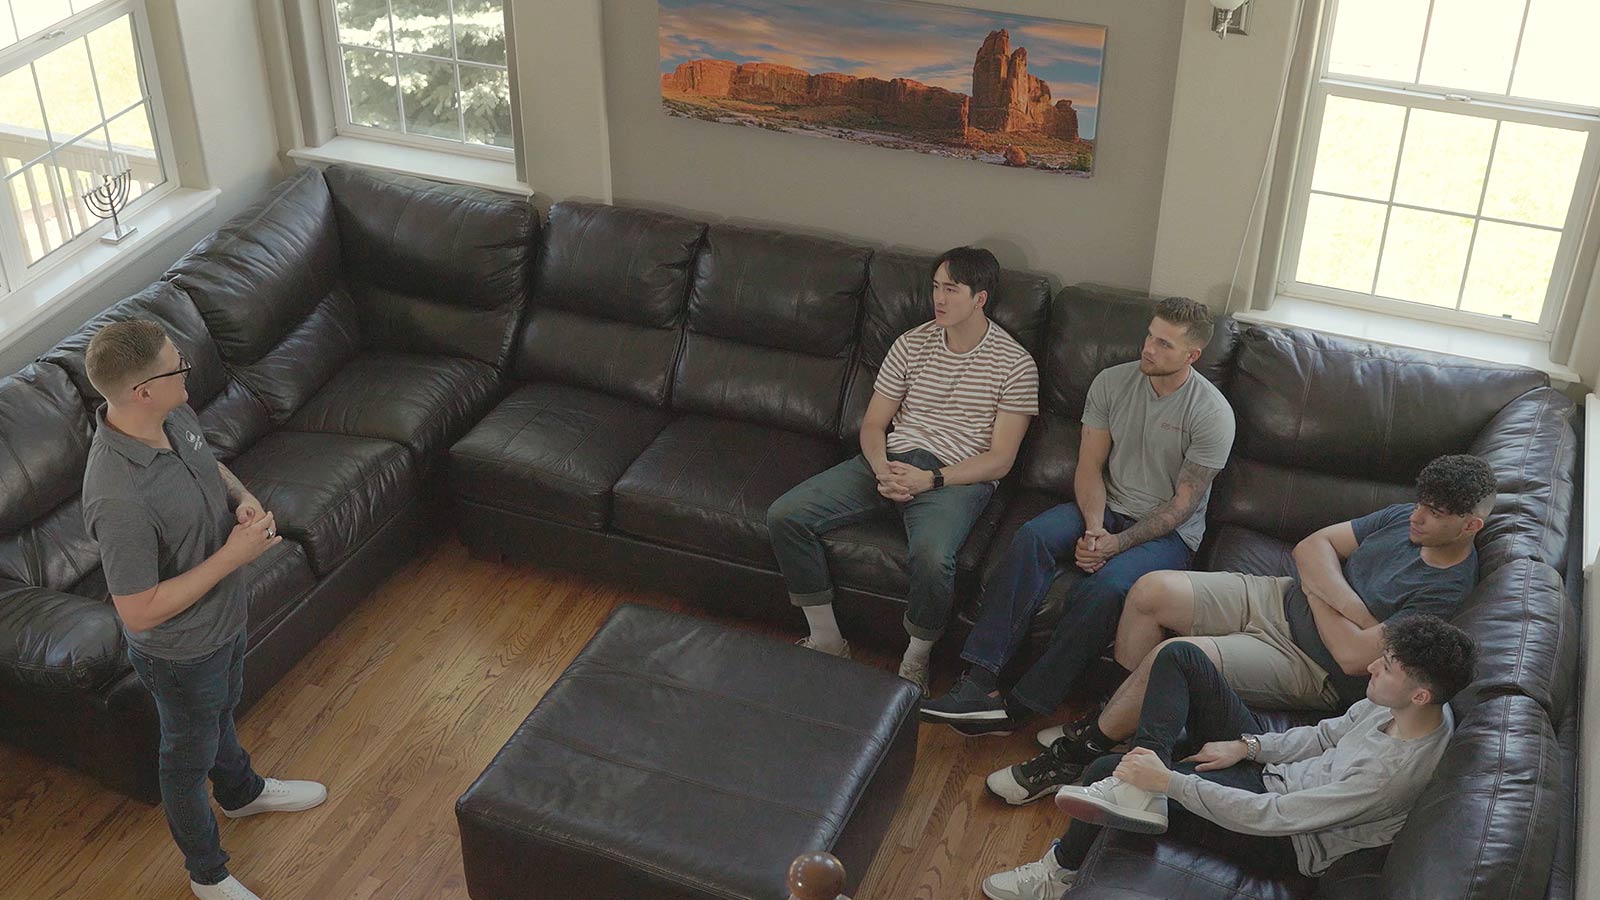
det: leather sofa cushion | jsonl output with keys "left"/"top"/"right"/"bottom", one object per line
{"left": 449, "top": 383, "right": 673, "bottom": 530}
{"left": 0, "top": 580, "right": 125, "bottom": 694}
{"left": 1208, "top": 457, "right": 1416, "bottom": 547}
{"left": 238, "top": 540, "right": 317, "bottom": 639}
{"left": 1469, "top": 386, "right": 1576, "bottom": 573}
{"left": 196, "top": 379, "right": 274, "bottom": 463}
{"left": 1450, "top": 558, "right": 1576, "bottom": 721}
{"left": 1072, "top": 828, "right": 1317, "bottom": 900}
{"left": 1381, "top": 694, "right": 1560, "bottom": 900}
{"left": 1046, "top": 284, "right": 1238, "bottom": 419}
{"left": 1194, "top": 522, "right": 1296, "bottom": 578}
{"left": 228, "top": 431, "right": 416, "bottom": 575}
{"left": 673, "top": 226, "right": 867, "bottom": 435}
{"left": 819, "top": 488, "right": 1007, "bottom": 601}
{"left": 229, "top": 288, "right": 363, "bottom": 426}
{"left": 516, "top": 204, "right": 704, "bottom": 407}
{"left": 612, "top": 416, "right": 840, "bottom": 567}
{"left": 287, "top": 352, "right": 500, "bottom": 466}
{"left": 166, "top": 167, "right": 342, "bottom": 364}
{"left": 1017, "top": 416, "right": 1081, "bottom": 496}
{"left": 0, "top": 496, "right": 99, "bottom": 595}
{"left": 325, "top": 165, "right": 536, "bottom": 369}
{"left": 0, "top": 364, "right": 92, "bottom": 536}
{"left": 1226, "top": 325, "right": 1548, "bottom": 484}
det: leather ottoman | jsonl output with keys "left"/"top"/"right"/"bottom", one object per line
{"left": 455, "top": 604, "right": 921, "bottom": 900}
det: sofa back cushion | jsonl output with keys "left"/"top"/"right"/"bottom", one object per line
{"left": 165, "top": 166, "right": 343, "bottom": 365}
{"left": 1449, "top": 558, "right": 1576, "bottom": 722}
{"left": 0, "top": 364, "right": 99, "bottom": 593}
{"left": 672, "top": 226, "right": 869, "bottom": 435}
{"left": 516, "top": 203, "right": 705, "bottom": 406}
{"left": 1467, "top": 386, "right": 1576, "bottom": 573}
{"left": 837, "top": 251, "right": 1052, "bottom": 443}
{"left": 324, "top": 165, "right": 536, "bottom": 369}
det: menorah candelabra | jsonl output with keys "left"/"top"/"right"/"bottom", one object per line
{"left": 87, "top": 156, "right": 138, "bottom": 245}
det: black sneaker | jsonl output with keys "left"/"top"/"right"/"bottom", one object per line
{"left": 921, "top": 674, "right": 1007, "bottom": 721}
{"left": 985, "top": 742, "right": 1086, "bottom": 805}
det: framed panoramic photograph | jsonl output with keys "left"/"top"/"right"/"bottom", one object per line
{"left": 658, "top": 0, "right": 1107, "bottom": 176}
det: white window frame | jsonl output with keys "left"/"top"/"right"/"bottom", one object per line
{"left": 0, "top": 0, "right": 177, "bottom": 298}
{"left": 1279, "top": 0, "right": 1600, "bottom": 341}
{"left": 317, "top": 0, "right": 513, "bottom": 162}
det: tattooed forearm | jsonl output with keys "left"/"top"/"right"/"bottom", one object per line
{"left": 1113, "top": 460, "right": 1221, "bottom": 552}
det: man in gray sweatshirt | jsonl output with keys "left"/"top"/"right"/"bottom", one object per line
{"left": 981, "top": 614, "right": 1473, "bottom": 899}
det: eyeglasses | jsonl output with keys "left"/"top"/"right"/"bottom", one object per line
{"left": 131, "top": 352, "right": 192, "bottom": 391}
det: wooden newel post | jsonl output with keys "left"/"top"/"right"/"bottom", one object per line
{"left": 786, "top": 850, "right": 849, "bottom": 900}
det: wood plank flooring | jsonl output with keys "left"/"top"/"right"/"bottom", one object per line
{"left": 0, "top": 538, "right": 1082, "bottom": 900}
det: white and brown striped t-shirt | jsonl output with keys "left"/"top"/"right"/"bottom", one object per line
{"left": 875, "top": 319, "right": 1039, "bottom": 465}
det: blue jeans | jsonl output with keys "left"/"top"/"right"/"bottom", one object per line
{"left": 767, "top": 450, "right": 995, "bottom": 640}
{"left": 959, "top": 501, "right": 1192, "bottom": 715}
{"left": 127, "top": 631, "right": 264, "bottom": 885}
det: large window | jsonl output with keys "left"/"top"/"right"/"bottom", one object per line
{"left": 1282, "top": 0, "right": 1600, "bottom": 338}
{"left": 323, "top": 0, "right": 513, "bottom": 154}
{"left": 0, "top": 0, "right": 172, "bottom": 295}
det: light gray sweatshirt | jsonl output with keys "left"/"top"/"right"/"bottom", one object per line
{"left": 1165, "top": 699, "right": 1454, "bottom": 876}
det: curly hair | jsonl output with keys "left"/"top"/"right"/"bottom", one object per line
{"left": 1416, "top": 454, "right": 1497, "bottom": 518}
{"left": 1384, "top": 614, "right": 1476, "bottom": 704}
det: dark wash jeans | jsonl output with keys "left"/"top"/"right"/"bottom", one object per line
{"left": 1054, "top": 642, "right": 1298, "bottom": 874}
{"left": 959, "top": 502, "right": 1192, "bottom": 714}
{"left": 767, "top": 449, "right": 994, "bottom": 640}
{"left": 127, "top": 630, "right": 264, "bottom": 885}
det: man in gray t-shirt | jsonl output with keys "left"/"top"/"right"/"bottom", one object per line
{"left": 81, "top": 320, "right": 324, "bottom": 900}
{"left": 924, "top": 297, "right": 1237, "bottom": 745}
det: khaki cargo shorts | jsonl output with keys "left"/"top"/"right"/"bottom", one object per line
{"left": 1185, "top": 571, "right": 1342, "bottom": 711}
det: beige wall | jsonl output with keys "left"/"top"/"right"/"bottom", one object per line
{"left": 600, "top": 0, "right": 1183, "bottom": 286}
{"left": 0, "top": 0, "right": 286, "bottom": 374}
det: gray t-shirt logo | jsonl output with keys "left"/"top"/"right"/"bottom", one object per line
{"left": 185, "top": 429, "right": 204, "bottom": 451}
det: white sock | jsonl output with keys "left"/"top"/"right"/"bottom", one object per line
{"left": 901, "top": 636, "right": 934, "bottom": 668}
{"left": 803, "top": 604, "right": 844, "bottom": 649}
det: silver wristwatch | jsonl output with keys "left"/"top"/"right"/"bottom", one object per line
{"left": 1242, "top": 733, "right": 1261, "bottom": 762}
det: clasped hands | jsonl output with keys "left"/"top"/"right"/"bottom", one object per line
{"left": 876, "top": 461, "right": 934, "bottom": 502}
{"left": 1074, "top": 526, "right": 1121, "bottom": 573}
{"left": 1114, "top": 741, "right": 1248, "bottom": 793}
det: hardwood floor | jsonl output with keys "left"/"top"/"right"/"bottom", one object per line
{"left": 0, "top": 539, "right": 1084, "bottom": 899}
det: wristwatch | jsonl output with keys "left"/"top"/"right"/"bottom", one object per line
{"left": 931, "top": 468, "right": 945, "bottom": 489}
{"left": 1242, "top": 733, "right": 1262, "bottom": 762}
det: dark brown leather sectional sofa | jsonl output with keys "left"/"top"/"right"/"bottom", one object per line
{"left": 0, "top": 165, "right": 1579, "bottom": 899}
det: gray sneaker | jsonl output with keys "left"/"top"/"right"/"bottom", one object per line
{"left": 796, "top": 636, "right": 851, "bottom": 659}
{"left": 981, "top": 842, "right": 1077, "bottom": 900}
{"left": 1054, "top": 775, "right": 1169, "bottom": 834}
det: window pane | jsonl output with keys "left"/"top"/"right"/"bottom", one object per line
{"left": 343, "top": 47, "right": 401, "bottom": 130}
{"left": 1418, "top": 0, "right": 1524, "bottom": 94}
{"left": 1374, "top": 208, "right": 1476, "bottom": 308}
{"left": 461, "top": 63, "right": 510, "bottom": 147}
{"left": 107, "top": 103, "right": 162, "bottom": 193}
{"left": 398, "top": 54, "right": 459, "bottom": 140}
{"left": 391, "top": 0, "right": 454, "bottom": 58}
{"left": 55, "top": 134, "right": 117, "bottom": 240}
{"left": 1392, "top": 110, "right": 1495, "bottom": 215}
{"left": 0, "top": 8, "right": 18, "bottom": 53}
{"left": 36, "top": 38, "right": 103, "bottom": 143}
{"left": 454, "top": 0, "right": 505, "bottom": 65}
{"left": 0, "top": 67, "right": 48, "bottom": 172}
{"left": 1482, "top": 122, "right": 1587, "bottom": 227}
{"left": 1459, "top": 222, "right": 1560, "bottom": 322}
{"left": 1296, "top": 194, "right": 1388, "bottom": 292}
{"left": 8, "top": 164, "right": 67, "bottom": 264}
{"left": 12, "top": 0, "right": 74, "bottom": 43}
{"left": 337, "top": 0, "right": 393, "bottom": 50}
{"left": 1327, "top": 0, "right": 1429, "bottom": 82}
{"left": 1512, "top": 0, "right": 1600, "bottom": 107}
{"left": 88, "top": 15, "right": 145, "bottom": 116}
{"left": 1310, "top": 96, "right": 1405, "bottom": 201}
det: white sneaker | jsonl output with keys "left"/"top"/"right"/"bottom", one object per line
{"left": 1036, "top": 724, "right": 1066, "bottom": 748}
{"left": 1054, "top": 775, "right": 1168, "bottom": 834}
{"left": 191, "top": 876, "right": 263, "bottom": 900}
{"left": 222, "top": 778, "right": 328, "bottom": 819}
{"left": 897, "top": 659, "right": 930, "bottom": 697}
{"left": 981, "top": 842, "right": 1077, "bottom": 900}
{"left": 796, "top": 636, "right": 851, "bottom": 659}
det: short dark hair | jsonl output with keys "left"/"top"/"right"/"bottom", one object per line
{"left": 932, "top": 247, "right": 1000, "bottom": 300}
{"left": 1416, "top": 454, "right": 1497, "bottom": 518}
{"left": 1383, "top": 614, "right": 1476, "bottom": 704}
{"left": 86, "top": 319, "right": 168, "bottom": 397}
{"left": 1153, "top": 296, "right": 1214, "bottom": 347}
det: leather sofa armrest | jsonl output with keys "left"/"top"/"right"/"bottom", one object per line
{"left": 0, "top": 579, "right": 126, "bottom": 693}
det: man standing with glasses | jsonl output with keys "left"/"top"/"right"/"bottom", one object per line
{"left": 82, "top": 320, "right": 325, "bottom": 900}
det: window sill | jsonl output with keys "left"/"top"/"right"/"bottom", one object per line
{"left": 289, "top": 137, "right": 527, "bottom": 197}
{"left": 0, "top": 186, "right": 220, "bottom": 355}
{"left": 1237, "top": 296, "right": 1582, "bottom": 386}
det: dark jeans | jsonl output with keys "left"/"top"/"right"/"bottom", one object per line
{"left": 767, "top": 450, "right": 994, "bottom": 640}
{"left": 1054, "top": 642, "right": 1298, "bottom": 875}
{"left": 958, "top": 502, "right": 1191, "bottom": 714}
{"left": 127, "top": 631, "right": 264, "bottom": 885}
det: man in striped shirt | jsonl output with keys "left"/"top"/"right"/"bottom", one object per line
{"left": 767, "top": 247, "right": 1039, "bottom": 694}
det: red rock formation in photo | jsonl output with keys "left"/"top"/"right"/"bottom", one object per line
{"left": 663, "top": 60, "right": 970, "bottom": 136}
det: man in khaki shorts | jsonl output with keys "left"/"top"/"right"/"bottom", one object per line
{"left": 984, "top": 454, "right": 1494, "bottom": 797}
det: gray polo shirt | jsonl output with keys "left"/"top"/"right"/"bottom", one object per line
{"left": 83, "top": 403, "right": 246, "bottom": 661}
